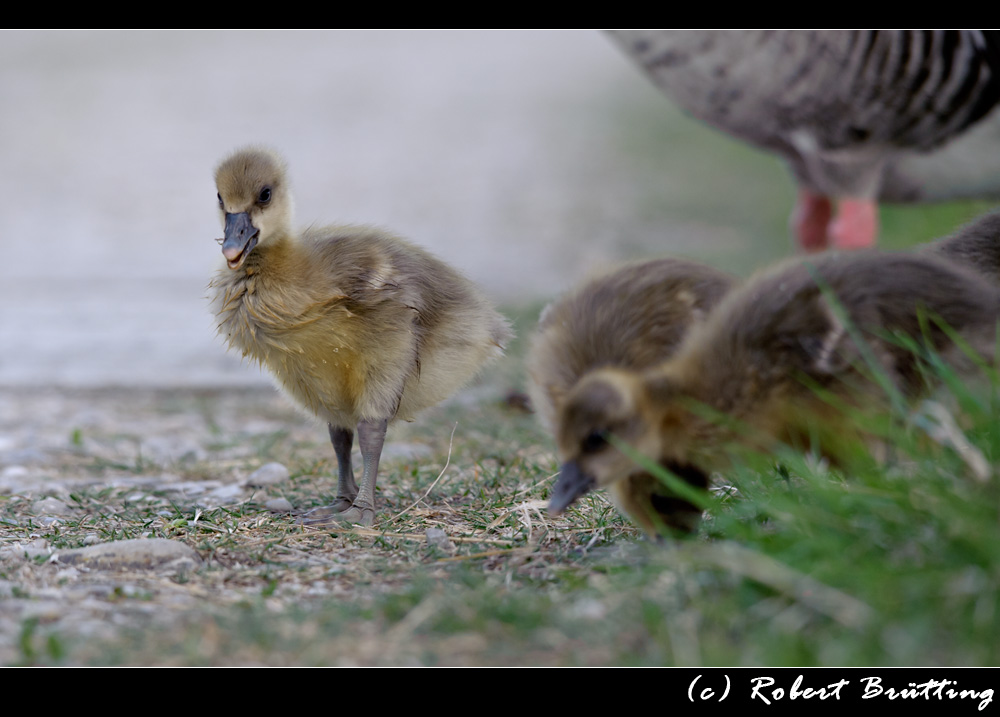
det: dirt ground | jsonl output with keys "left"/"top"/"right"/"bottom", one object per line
{"left": 0, "top": 382, "right": 568, "bottom": 665}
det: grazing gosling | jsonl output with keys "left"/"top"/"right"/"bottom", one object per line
{"left": 527, "top": 258, "right": 736, "bottom": 536}
{"left": 551, "top": 251, "right": 1000, "bottom": 514}
{"left": 209, "top": 147, "right": 512, "bottom": 526}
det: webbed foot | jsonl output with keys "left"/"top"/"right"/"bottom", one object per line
{"left": 300, "top": 498, "right": 354, "bottom": 525}
{"left": 335, "top": 505, "right": 376, "bottom": 527}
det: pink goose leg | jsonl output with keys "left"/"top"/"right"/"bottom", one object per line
{"left": 829, "top": 197, "right": 879, "bottom": 250}
{"left": 790, "top": 189, "right": 834, "bottom": 252}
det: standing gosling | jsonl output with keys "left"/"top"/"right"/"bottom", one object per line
{"left": 552, "top": 251, "right": 1000, "bottom": 514}
{"left": 527, "top": 258, "right": 736, "bottom": 536}
{"left": 209, "top": 147, "right": 512, "bottom": 526}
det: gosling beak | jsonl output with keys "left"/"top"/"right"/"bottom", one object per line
{"left": 221, "top": 212, "right": 260, "bottom": 270}
{"left": 549, "top": 460, "right": 596, "bottom": 515}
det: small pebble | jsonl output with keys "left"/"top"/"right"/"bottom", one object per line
{"left": 31, "top": 497, "right": 71, "bottom": 516}
{"left": 51, "top": 538, "right": 202, "bottom": 574}
{"left": 425, "top": 527, "right": 456, "bottom": 552}
{"left": 247, "top": 462, "right": 290, "bottom": 486}
{"left": 207, "top": 484, "right": 244, "bottom": 502}
{"left": 265, "top": 497, "right": 294, "bottom": 513}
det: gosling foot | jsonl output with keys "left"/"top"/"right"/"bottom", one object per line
{"left": 300, "top": 498, "right": 354, "bottom": 525}
{"left": 335, "top": 505, "right": 376, "bottom": 527}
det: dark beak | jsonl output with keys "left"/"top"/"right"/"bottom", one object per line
{"left": 549, "top": 460, "right": 596, "bottom": 515}
{"left": 221, "top": 212, "right": 259, "bottom": 269}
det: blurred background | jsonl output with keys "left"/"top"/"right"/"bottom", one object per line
{"left": 1, "top": 31, "right": 994, "bottom": 387}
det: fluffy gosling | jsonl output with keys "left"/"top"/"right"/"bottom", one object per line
{"left": 551, "top": 251, "right": 1000, "bottom": 517}
{"left": 528, "top": 257, "right": 736, "bottom": 536}
{"left": 209, "top": 147, "right": 512, "bottom": 526}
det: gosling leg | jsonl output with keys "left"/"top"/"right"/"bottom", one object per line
{"left": 329, "top": 425, "right": 359, "bottom": 508}
{"left": 336, "top": 417, "right": 387, "bottom": 527}
{"left": 300, "top": 425, "right": 359, "bottom": 525}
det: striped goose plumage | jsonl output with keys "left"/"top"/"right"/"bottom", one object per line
{"left": 608, "top": 30, "right": 1000, "bottom": 251}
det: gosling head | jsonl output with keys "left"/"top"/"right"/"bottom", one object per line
{"left": 549, "top": 368, "right": 663, "bottom": 514}
{"left": 549, "top": 366, "right": 716, "bottom": 517}
{"left": 215, "top": 147, "right": 294, "bottom": 270}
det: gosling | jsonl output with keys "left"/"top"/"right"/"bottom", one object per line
{"left": 527, "top": 258, "right": 736, "bottom": 536}
{"left": 209, "top": 147, "right": 512, "bottom": 526}
{"left": 551, "top": 251, "right": 1000, "bottom": 516}
{"left": 926, "top": 209, "right": 1000, "bottom": 285}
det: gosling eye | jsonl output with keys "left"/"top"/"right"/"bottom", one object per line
{"left": 258, "top": 186, "right": 272, "bottom": 205}
{"left": 217, "top": 192, "right": 223, "bottom": 209}
{"left": 581, "top": 430, "right": 608, "bottom": 455}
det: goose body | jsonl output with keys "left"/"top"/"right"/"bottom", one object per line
{"left": 609, "top": 30, "right": 1000, "bottom": 251}
{"left": 528, "top": 257, "right": 736, "bottom": 536}
{"left": 551, "top": 251, "right": 1000, "bottom": 517}
{"left": 209, "top": 147, "right": 512, "bottom": 526}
